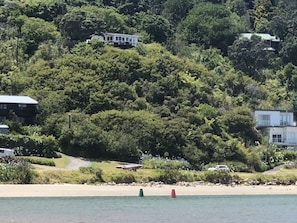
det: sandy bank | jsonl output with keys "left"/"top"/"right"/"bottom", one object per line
{"left": 1, "top": 184, "right": 297, "bottom": 197}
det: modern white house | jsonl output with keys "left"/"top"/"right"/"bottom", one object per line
{"left": 87, "top": 33, "right": 139, "bottom": 48}
{"left": 101, "top": 33, "right": 138, "bottom": 48}
{"left": 239, "top": 33, "right": 280, "bottom": 52}
{"left": 254, "top": 110, "right": 297, "bottom": 148}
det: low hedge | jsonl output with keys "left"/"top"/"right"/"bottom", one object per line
{"left": 21, "top": 156, "right": 55, "bottom": 166}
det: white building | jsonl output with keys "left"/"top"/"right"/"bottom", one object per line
{"left": 239, "top": 33, "right": 280, "bottom": 51}
{"left": 102, "top": 33, "right": 138, "bottom": 48}
{"left": 254, "top": 110, "right": 297, "bottom": 148}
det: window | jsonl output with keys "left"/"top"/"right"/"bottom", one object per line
{"left": 0, "top": 104, "right": 7, "bottom": 109}
{"left": 280, "top": 114, "right": 290, "bottom": 126}
{"left": 259, "top": 114, "right": 270, "bottom": 126}
{"left": 272, "top": 134, "right": 282, "bottom": 143}
{"left": 18, "top": 104, "right": 27, "bottom": 109}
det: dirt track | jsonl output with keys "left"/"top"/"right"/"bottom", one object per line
{"left": 263, "top": 165, "right": 284, "bottom": 175}
{"left": 32, "top": 154, "right": 91, "bottom": 170}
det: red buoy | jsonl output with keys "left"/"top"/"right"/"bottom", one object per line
{"left": 171, "top": 189, "right": 176, "bottom": 198}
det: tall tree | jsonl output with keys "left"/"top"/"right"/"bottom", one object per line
{"left": 177, "top": 2, "right": 242, "bottom": 54}
{"left": 228, "top": 35, "right": 276, "bottom": 81}
{"left": 219, "top": 106, "right": 261, "bottom": 146}
{"left": 162, "top": 0, "right": 193, "bottom": 26}
{"left": 280, "top": 36, "right": 297, "bottom": 66}
{"left": 131, "top": 12, "right": 172, "bottom": 43}
{"left": 21, "top": 16, "right": 61, "bottom": 55}
{"left": 59, "top": 8, "right": 106, "bottom": 41}
{"left": 268, "top": 0, "right": 297, "bottom": 39}
{"left": 252, "top": 0, "right": 276, "bottom": 31}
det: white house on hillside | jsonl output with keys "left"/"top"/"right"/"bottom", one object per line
{"left": 254, "top": 110, "right": 297, "bottom": 148}
{"left": 87, "top": 33, "right": 138, "bottom": 48}
{"left": 102, "top": 33, "right": 138, "bottom": 48}
{"left": 239, "top": 33, "right": 280, "bottom": 52}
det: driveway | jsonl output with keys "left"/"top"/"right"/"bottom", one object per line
{"left": 263, "top": 165, "right": 284, "bottom": 175}
{"left": 32, "top": 154, "right": 92, "bottom": 170}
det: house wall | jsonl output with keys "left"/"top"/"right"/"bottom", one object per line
{"left": 103, "top": 33, "right": 138, "bottom": 47}
{"left": 255, "top": 110, "right": 297, "bottom": 148}
{"left": 0, "top": 103, "right": 37, "bottom": 125}
{"left": 280, "top": 111, "right": 294, "bottom": 126}
{"left": 254, "top": 110, "right": 295, "bottom": 127}
{"left": 239, "top": 33, "right": 280, "bottom": 52}
{"left": 284, "top": 127, "right": 297, "bottom": 144}
{"left": 267, "top": 127, "right": 297, "bottom": 145}
{"left": 255, "top": 110, "right": 280, "bottom": 126}
{"left": 268, "top": 127, "right": 283, "bottom": 143}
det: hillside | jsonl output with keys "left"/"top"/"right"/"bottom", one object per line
{"left": 0, "top": 0, "right": 297, "bottom": 171}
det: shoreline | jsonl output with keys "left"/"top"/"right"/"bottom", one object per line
{"left": 1, "top": 184, "right": 297, "bottom": 197}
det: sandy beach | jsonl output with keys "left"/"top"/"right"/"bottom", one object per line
{"left": 1, "top": 184, "right": 297, "bottom": 197}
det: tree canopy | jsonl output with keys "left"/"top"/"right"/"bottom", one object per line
{"left": 0, "top": 0, "right": 296, "bottom": 170}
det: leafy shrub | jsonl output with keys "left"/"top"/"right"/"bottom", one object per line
{"left": 157, "top": 169, "right": 181, "bottom": 184}
{"left": 142, "top": 156, "right": 190, "bottom": 170}
{"left": 0, "top": 157, "right": 34, "bottom": 184}
{"left": 203, "top": 171, "right": 232, "bottom": 184}
{"left": 156, "top": 169, "right": 200, "bottom": 184}
{"left": 246, "top": 150, "right": 269, "bottom": 172}
{"left": 110, "top": 173, "right": 136, "bottom": 184}
{"left": 13, "top": 163, "right": 35, "bottom": 184}
{"left": 79, "top": 167, "right": 104, "bottom": 182}
{"left": 226, "top": 161, "right": 250, "bottom": 172}
{"left": 281, "top": 149, "right": 297, "bottom": 161}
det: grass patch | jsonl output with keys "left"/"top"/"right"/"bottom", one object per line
{"left": 53, "top": 153, "right": 69, "bottom": 168}
{"left": 29, "top": 157, "right": 297, "bottom": 185}
{"left": 234, "top": 167, "right": 297, "bottom": 184}
{"left": 92, "top": 160, "right": 159, "bottom": 183}
{"left": 33, "top": 169, "right": 97, "bottom": 184}
{"left": 92, "top": 160, "right": 119, "bottom": 172}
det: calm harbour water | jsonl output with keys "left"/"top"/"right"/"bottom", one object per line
{"left": 0, "top": 195, "right": 296, "bottom": 223}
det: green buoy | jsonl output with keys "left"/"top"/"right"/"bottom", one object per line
{"left": 139, "top": 188, "right": 144, "bottom": 197}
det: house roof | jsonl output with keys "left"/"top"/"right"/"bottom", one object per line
{"left": 103, "top": 32, "right": 138, "bottom": 38}
{"left": 254, "top": 109, "right": 294, "bottom": 113}
{"left": 240, "top": 33, "right": 280, "bottom": 42}
{"left": 0, "top": 95, "right": 38, "bottom": 104}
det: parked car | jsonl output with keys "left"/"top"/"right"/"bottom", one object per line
{"left": 0, "top": 148, "right": 14, "bottom": 157}
{"left": 208, "top": 165, "right": 230, "bottom": 171}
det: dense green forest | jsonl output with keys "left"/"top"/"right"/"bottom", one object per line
{"left": 1, "top": 0, "right": 297, "bottom": 171}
